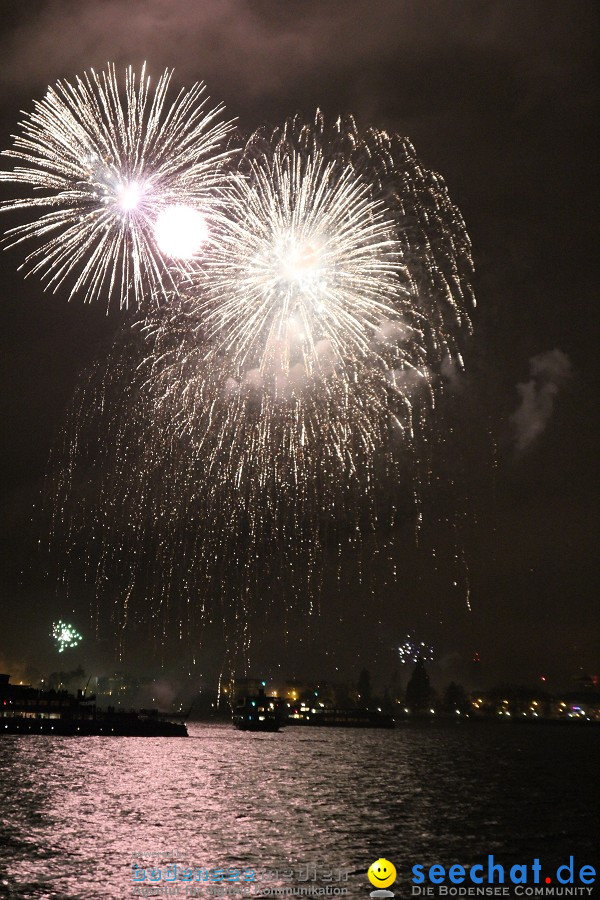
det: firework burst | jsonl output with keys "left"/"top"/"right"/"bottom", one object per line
{"left": 246, "top": 112, "right": 475, "bottom": 361}
{"left": 0, "top": 63, "right": 234, "bottom": 308}
{"left": 186, "top": 148, "right": 420, "bottom": 384}
{"left": 398, "top": 633, "right": 434, "bottom": 664}
{"left": 52, "top": 620, "right": 83, "bottom": 653}
{"left": 140, "top": 132, "right": 431, "bottom": 500}
{"left": 46, "top": 112, "right": 475, "bottom": 662}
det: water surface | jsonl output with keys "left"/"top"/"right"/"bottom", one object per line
{"left": 0, "top": 721, "right": 597, "bottom": 898}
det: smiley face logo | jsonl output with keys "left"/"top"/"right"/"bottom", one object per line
{"left": 368, "top": 858, "right": 397, "bottom": 889}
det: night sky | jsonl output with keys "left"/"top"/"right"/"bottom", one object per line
{"left": 0, "top": 1, "right": 598, "bottom": 690}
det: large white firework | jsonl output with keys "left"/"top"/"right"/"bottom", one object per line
{"left": 0, "top": 63, "right": 234, "bottom": 308}
{"left": 41, "top": 111, "right": 476, "bottom": 662}
{"left": 144, "top": 129, "right": 432, "bottom": 461}
{"left": 187, "top": 148, "right": 423, "bottom": 388}
{"left": 47, "top": 117, "right": 473, "bottom": 654}
{"left": 248, "top": 112, "right": 475, "bottom": 362}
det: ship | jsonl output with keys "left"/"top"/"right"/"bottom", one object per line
{"left": 233, "top": 688, "right": 283, "bottom": 732}
{"left": 0, "top": 674, "right": 188, "bottom": 737}
{"left": 286, "top": 703, "right": 394, "bottom": 728}
{"left": 232, "top": 687, "right": 395, "bottom": 730}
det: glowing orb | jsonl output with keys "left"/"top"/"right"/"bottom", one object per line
{"left": 117, "top": 180, "right": 143, "bottom": 212}
{"left": 154, "top": 205, "right": 208, "bottom": 259}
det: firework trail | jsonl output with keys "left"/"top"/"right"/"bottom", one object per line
{"left": 0, "top": 64, "right": 234, "bottom": 308}
{"left": 46, "top": 112, "right": 475, "bottom": 661}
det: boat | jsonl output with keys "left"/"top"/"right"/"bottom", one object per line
{"left": 0, "top": 674, "right": 188, "bottom": 737}
{"left": 286, "top": 704, "right": 395, "bottom": 728}
{"left": 233, "top": 689, "right": 283, "bottom": 732}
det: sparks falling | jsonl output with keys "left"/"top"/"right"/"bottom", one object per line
{"left": 44, "top": 111, "right": 476, "bottom": 660}
{"left": 0, "top": 63, "right": 234, "bottom": 308}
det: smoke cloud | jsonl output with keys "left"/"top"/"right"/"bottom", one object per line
{"left": 0, "top": 0, "right": 593, "bottom": 129}
{"left": 511, "top": 348, "right": 572, "bottom": 453}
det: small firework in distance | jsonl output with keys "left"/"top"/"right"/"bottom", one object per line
{"left": 398, "top": 633, "right": 434, "bottom": 664}
{"left": 52, "top": 620, "right": 82, "bottom": 653}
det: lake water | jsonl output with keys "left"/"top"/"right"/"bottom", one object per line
{"left": 0, "top": 721, "right": 597, "bottom": 899}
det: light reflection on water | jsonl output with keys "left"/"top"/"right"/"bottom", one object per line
{"left": 0, "top": 722, "right": 597, "bottom": 898}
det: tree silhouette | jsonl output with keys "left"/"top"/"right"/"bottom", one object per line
{"left": 406, "top": 659, "right": 432, "bottom": 711}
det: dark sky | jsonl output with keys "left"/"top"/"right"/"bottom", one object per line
{"left": 0, "top": 1, "right": 598, "bottom": 689}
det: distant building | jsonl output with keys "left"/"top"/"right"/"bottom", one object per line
{"left": 95, "top": 672, "right": 154, "bottom": 707}
{"left": 469, "top": 686, "right": 600, "bottom": 721}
